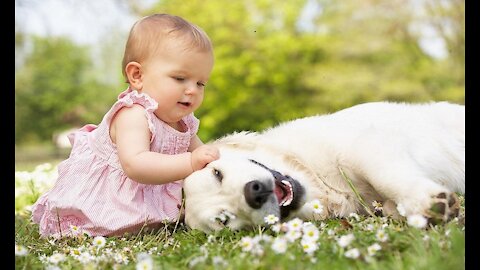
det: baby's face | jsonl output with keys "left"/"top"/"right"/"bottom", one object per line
{"left": 139, "top": 43, "right": 214, "bottom": 125}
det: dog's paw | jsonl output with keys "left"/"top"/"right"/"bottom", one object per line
{"left": 424, "top": 192, "right": 460, "bottom": 225}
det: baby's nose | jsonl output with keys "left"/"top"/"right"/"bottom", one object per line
{"left": 185, "top": 83, "right": 200, "bottom": 95}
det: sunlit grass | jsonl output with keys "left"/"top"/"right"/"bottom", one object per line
{"left": 15, "top": 159, "right": 64, "bottom": 172}
{"left": 15, "top": 163, "right": 465, "bottom": 270}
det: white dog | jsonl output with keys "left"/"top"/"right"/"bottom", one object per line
{"left": 183, "top": 101, "right": 464, "bottom": 232}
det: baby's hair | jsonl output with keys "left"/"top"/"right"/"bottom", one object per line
{"left": 121, "top": 14, "right": 213, "bottom": 82}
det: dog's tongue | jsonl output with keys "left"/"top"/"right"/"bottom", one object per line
{"left": 274, "top": 185, "right": 285, "bottom": 202}
{"left": 275, "top": 180, "right": 294, "bottom": 206}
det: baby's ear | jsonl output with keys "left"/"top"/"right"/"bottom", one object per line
{"left": 125, "top": 62, "right": 143, "bottom": 90}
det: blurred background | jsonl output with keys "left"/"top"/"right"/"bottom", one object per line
{"left": 15, "top": 0, "right": 465, "bottom": 168}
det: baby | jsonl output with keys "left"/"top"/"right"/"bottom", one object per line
{"left": 31, "top": 14, "right": 219, "bottom": 237}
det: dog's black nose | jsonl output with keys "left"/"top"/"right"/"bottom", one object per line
{"left": 244, "top": 180, "right": 272, "bottom": 209}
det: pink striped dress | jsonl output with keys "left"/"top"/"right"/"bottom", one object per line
{"left": 31, "top": 88, "right": 199, "bottom": 238}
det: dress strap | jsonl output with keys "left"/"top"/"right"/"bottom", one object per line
{"left": 183, "top": 113, "right": 200, "bottom": 137}
{"left": 105, "top": 88, "right": 159, "bottom": 142}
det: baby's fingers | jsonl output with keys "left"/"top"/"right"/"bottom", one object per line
{"left": 206, "top": 147, "right": 220, "bottom": 160}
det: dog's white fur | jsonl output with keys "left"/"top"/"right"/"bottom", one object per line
{"left": 183, "top": 101, "right": 465, "bottom": 232}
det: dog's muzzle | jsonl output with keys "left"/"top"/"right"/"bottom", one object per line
{"left": 247, "top": 159, "right": 305, "bottom": 219}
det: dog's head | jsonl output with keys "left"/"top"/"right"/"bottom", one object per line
{"left": 183, "top": 151, "right": 307, "bottom": 232}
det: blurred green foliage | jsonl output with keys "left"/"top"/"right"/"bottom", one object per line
{"left": 15, "top": 37, "right": 119, "bottom": 143}
{"left": 15, "top": 0, "right": 464, "bottom": 145}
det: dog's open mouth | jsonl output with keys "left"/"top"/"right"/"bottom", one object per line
{"left": 248, "top": 159, "right": 306, "bottom": 219}
{"left": 275, "top": 179, "right": 294, "bottom": 206}
{"left": 274, "top": 176, "right": 305, "bottom": 219}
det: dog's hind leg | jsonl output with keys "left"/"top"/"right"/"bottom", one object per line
{"left": 359, "top": 163, "right": 461, "bottom": 225}
{"left": 348, "top": 129, "right": 463, "bottom": 225}
{"left": 382, "top": 193, "right": 460, "bottom": 225}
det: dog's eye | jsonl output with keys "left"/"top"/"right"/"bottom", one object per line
{"left": 213, "top": 168, "right": 223, "bottom": 182}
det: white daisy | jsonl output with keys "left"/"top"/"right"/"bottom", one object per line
{"left": 15, "top": 244, "right": 28, "bottom": 256}
{"left": 407, "top": 214, "right": 428, "bottom": 229}
{"left": 48, "top": 253, "right": 66, "bottom": 265}
{"left": 286, "top": 218, "right": 304, "bottom": 232}
{"left": 302, "top": 224, "right": 320, "bottom": 242}
{"left": 93, "top": 236, "right": 106, "bottom": 248}
{"left": 376, "top": 229, "right": 389, "bottom": 242}
{"left": 372, "top": 200, "right": 383, "bottom": 211}
{"left": 337, "top": 234, "right": 355, "bottom": 247}
{"left": 253, "top": 235, "right": 272, "bottom": 244}
{"left": 113, "top": 253, "right": 129, "bottom": 265}
{"left": 264, "top": 214, "right": 279, "bottom": 225}
{"left": 345, "top": 248, "right": 360, "bottom": 259}
{"left": 69, "top": 247, "right": 82, "bottom": 257}
{"left": 306, "top": 199, "right": 324, "bottom": 214}
{"left": 301, "top": 239, "right": 318, "bottom": 254}
{"left": 70, "top": 225, "right": 81, "bottom": 236}
{"left": 239, "top": 236, "right": 255, "bottom": 252}
{"left": 136, "top": 257, "right": 153, "bottom": 270}
{"left": 271, "top": 237, "right": 288, "bottom": 254}
{"left": 285, "top": 230, "right": 302, "bottom": 242}
{"left": 367, "top": 243, "right": 382, "bottom": 256}
{"left": 365, "top": 224, "right": 375, "bottom": 231}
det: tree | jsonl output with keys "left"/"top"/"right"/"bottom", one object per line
{"left": 15, "top": 37, "right": 116, "bottom": 144}
{"left": 137, "top": 0, "right": 326, "bottom": 140}
{"left": 15, "top": 0, "right": 464, "bottom": 145}
{"left": 306, "top": 0, "right": 465, "bottom": 108}
{"left": 131, "top": 0, "right": 462, "bottom": 141}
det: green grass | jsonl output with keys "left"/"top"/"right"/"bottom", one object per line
{"left": 15, "top": 163, "right": 465, "bottom": 270}
{"left": 15, "top": 211, "right": 465, "bottom": 270}
{"left": 15, "top": 159, "right": 64, "bottom": 172}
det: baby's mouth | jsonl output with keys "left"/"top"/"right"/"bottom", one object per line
{"left": 178, "top": 101, "right": 191, "bottom": 107}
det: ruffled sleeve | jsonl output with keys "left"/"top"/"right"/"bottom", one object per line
{"left": 183, "top": 113, "right": 200, "bottom": 137}
{"left": 67, "top": 124, "right": 97, "bottom": 147}
{"left": 105, "top": 88, "right": 159, "bottom": 142}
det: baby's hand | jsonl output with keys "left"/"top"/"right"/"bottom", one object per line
{"left": 191, "top": 145, "right": 220, "bottom": 171}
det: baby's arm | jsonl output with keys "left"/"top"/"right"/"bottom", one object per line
{"left": 112, "top": 105, "right": 202, "bottom": 184}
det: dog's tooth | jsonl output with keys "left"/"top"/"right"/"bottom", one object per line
{"left": 279, "top": 180, "right": 294, "bottom": 206}
{"left": 283, "top": 197, "right": 293, "bottom": 206}
{"left": 282, "top": 180, "right": 292, "bottom": 188}
{"left": 284, "top": 180, "right": 294, "bottom": 195}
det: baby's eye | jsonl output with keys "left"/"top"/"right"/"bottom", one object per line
{"left": 197, "top": 82, "right": 206, "bottom": 87}
{"left": 213, "top": 168, "right": 223, "bottom": 182}
{"left": 174, "top": 77, "right": 185, "bottom": 81}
